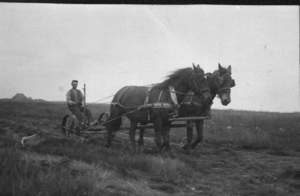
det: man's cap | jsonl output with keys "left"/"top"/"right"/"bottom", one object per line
{"left": 71, "top": 80, "right": 78, "bottom": 84}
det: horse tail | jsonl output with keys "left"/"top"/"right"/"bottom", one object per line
{"left": 105, "top": 87, "right": 130, "bottom": 131}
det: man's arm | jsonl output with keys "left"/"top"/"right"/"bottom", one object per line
{"left": 66, "top": 90, "right": 76, "bottom": 105}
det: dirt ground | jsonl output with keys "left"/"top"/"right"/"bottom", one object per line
{"left": 1, "top": 114, "right": 300, "bottom": 196}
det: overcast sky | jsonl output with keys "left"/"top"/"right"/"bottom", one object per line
{"left": 0, "top": 4, "right": 299, "bottom": 113}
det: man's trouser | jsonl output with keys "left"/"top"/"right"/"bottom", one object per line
{"left": 67, "top": 104, "right": 93, "bottom": 124}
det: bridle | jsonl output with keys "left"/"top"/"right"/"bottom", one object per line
{"left": 189, "top": 73, "right": 210, "bottom": 96}
{"left": 215, "top": 72, "right": 232, "bottom": 95}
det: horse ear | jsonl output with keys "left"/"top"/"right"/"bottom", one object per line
{"left": 219, "top": 63, "right": 226, "bottom": 73}
{"left": 228, "top": 65, "right": 232, "bottom": 74}
{"left": 197, "top": 64, "right": 200, "bottom": 69}
{"left": 218, "top": 63, "right": 222, "bottom": 70}
{"left": 193, "top": 63, "right": 196, "bottom": 70}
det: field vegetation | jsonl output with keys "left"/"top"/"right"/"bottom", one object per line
{"left": 0, "top": 100, "right": 300, "bottom": 196}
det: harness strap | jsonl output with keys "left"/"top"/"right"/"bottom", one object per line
{"left": 143, "top": 103, "right": 175, "bottom": 109}
{"left": 189, "top": 92, "right": 194, "bottom": 102}
{"left": 169, "top": 86, "right": 179, "bottom": 116}
{"left": 144, "top": 85, "right": 154, "bottom": 105}
{"left": 169, "top": 86, "right": 178, "bottom": 107}
{"left": 181, "top": 101, "right": 203, "bottom": 107}
{"left": 144, "top": 85, "right": 155, "bottom": 121}
{"left": 179, "top": 91, "right": 202, "bottom": 107}
{"left": 142, "top": 85, "right": 180, "bottom": 120}
{"left": 111, "top": 86, "right": 130, "bottom": 106}
{"left": 117, "top": 86, "right": 131, "bottom": 103}
{"left": 157, "top": 90, "right": 164, "bottom": 102}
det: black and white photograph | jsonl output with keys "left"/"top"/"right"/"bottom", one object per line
{"left": 0, "top": 3, "right": 299, "bottom": 196}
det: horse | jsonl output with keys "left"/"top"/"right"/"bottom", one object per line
{"left": 104, "top": 64, "right": 211, "bottom": 153}
{"left": 180, "top": 63, "right": 236, "bottom": 154}
{"left": 137, "top": 63, "right": 235, "bottom": 154}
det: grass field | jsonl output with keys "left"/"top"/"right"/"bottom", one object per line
{"left": 0, "top": 100, "right": 300, "bottom": 196}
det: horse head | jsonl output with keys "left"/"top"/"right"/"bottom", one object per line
{"left": 190, "top": 63, "right": 211, "bottom": 102}
{"left": 210, "top": 63, "right": 235, "bottom": 106}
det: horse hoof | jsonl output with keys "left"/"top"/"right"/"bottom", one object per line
{"left": 105, "top": 143, "right": 111, "bottom": 148}
{"left": 182, "top": 144, "right": 188, "bottom": 150}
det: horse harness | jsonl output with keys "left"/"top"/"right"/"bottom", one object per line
{"left": 189, "top": 73, "right": 209, "bottom": 96}
{"left": 111, "top": 85, "right": 179, "bottom": 121}
{"left": 111, "top": 72, "right": 210, "bottom": 121}
{"left": 143, "top": 85, "right": 179, "bottom": 120}
{"left": 207, "top": 72, "right": 232, "bottom": 96}
{"left": 180, "top": 93, "right": 202, "bottom": 107}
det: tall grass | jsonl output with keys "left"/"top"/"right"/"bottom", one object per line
{"left": 0, "top": 148, "right": 101, "bottom": 196}
{"left": 0, "top": 136, "right": 193, "bottom": 196}
{"left": 32, "top": 136, "right": 193, "bottom": 182}
{"left": 203, "top": 110, "right": 300, "bottom": 150}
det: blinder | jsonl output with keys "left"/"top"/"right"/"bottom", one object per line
{"left": 215, "top": 73, "right": 235, "bottom": 95}
{"left": 205, "top": 73, "right": 212, "bottom": 80}
{"left": 231, "top": 79, "right": 236, "bottom": 87}
{"left": 217, "top": 76, "right": 224, "bottom": 85}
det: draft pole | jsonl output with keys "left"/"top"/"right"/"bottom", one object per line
{"left": 83, "top": 84, "right": 86, "bottom": 124}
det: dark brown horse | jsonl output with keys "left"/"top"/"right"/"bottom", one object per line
{"left": 105, "top": 64, "right": 211, "bottom": 153}
{"left": 137, "top": 63, "right": 235, "bottom": 154}
{"left": 180, "top": 63, "right": 236, "bottom": 154}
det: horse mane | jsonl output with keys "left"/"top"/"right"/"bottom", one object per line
{"left": 154, "top": 67, "right": 193, "bottom": 89}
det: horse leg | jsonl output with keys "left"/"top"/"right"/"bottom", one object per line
{"left": 105, "top": 127, "right": 113, "bottom": 148}
{"left": 161, "top": 121, "right": 172, "bottom": 152}
{"left": 191, "top": 120, "right": 204, "bottom": 149}
{"left": 129, "top": 121, "right": 138, "bottom": 154}
{"left": 138, "top": 123, "right": 147, "bottom": 147}
{"left": 137, "top": 123, "right": 147, "bottom": 154}
{"left": 183, "top": 121, "right": 193, "bottom": 154}
{"left": 105, "top": 106, "right": 123, "bottom": 148}
{"left": 152, "top": 118, "right": 162, "bottom": 153}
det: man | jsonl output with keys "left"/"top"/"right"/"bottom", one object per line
{"left": 66, "top": 80, "right": 95, "bottom": 128}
